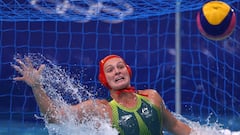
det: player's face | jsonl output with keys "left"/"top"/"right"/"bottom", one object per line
{"left": 104, "top": 57, "right": 130, "bottom": 90}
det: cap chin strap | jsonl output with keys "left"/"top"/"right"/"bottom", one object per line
{"left": 116, "top": 86, "right": 136, "bottom": 95}
{"left": 116, "top": 87, "right": 148, "bottom": 97}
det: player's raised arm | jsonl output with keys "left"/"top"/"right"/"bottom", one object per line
{"left": 12, "top": 57, "right": 111, "bottom": 123}
{"left": 12, "top": 57, "right": 63, "bottom": 122}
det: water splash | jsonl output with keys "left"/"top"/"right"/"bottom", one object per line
{"left": 173, "top": 113, "right": 240, "bottom": 135}
{"left": 18, "top": 53, "right": 118, "bottom": 135}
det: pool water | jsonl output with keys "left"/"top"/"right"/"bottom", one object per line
{"left": 0, "top": 120, "right": 48, "bottom": 135}
{"left": 1, "top": 115, "right": 240, "bottom": 135}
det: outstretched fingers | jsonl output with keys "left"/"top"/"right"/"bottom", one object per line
{"left": 15, "top": 59, "right": 27, "bottom": 71}
{"left": 25, "top": 57, "right": 33, "bottom": 69}
{"left": 13, "top": 76, "right": 24, "bottom": 81}
{"left": 38, "top": 64, "right": 45, "bottom": 74}
{"left": 12, "top": 65, "right": 23, "bottom": 75}
{"left": 12, "top": 57, "right": 46, "bottom": 87}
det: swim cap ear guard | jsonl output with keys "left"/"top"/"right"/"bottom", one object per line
{"left": 98, "top": 55, "right": 132, "bottom": 89}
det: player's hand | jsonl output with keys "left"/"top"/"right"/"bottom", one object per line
{"left": 12, "top": 57, "right": 45, "bottom": 88}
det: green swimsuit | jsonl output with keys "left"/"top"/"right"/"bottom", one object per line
{"left": 109, "top": 94, "right": 163, "bottom": 135}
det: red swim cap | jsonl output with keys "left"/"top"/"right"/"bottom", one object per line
{"left": 98, "top": 55, "right": 132, "bottom": 89}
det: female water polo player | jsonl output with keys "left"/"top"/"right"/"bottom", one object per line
{"left": 12, "top": 54, "right": 191, "bottom": 135}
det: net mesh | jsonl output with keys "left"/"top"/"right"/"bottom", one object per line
{"left": 0, "top": 0, "right": 240, "bottom": 131}
{"left": 1, "top": 0, "right": 238, "bottom": 23}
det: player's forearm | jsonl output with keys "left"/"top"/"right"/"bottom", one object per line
{"left": 31, "top": 85, "right": 61, "bottom": 123}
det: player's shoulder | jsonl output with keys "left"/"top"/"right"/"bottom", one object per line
{"left": 138, "top": 89, "right": 159, "bottom": 95}
{"left": 137, "top": 89, "right": 164, "bottom": 108}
